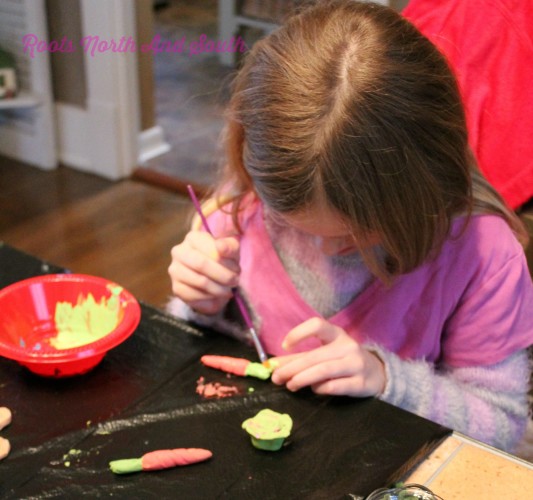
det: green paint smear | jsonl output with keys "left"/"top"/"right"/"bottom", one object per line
{"left": 244, "top": 362, "right": 272, "bottom": 380}
{"left": 109, "top": 457, "right": 143, "bottom": 474}
{"left": 51, "top": 288, "right": 123, "bottom": 350}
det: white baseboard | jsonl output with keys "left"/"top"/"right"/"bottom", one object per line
{"left": 138, "top": 125, "right": 171, "bottom": 164}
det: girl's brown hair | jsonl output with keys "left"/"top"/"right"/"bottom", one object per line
{"left": 218, "top": 0, "right": 528, "bottom": 281}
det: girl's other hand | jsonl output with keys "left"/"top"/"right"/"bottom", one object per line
{"left": 270, "top": 317, "right": 386, "bottom": 398}
{"left": 168, "top": 231, "right": 240, "bottom": 315}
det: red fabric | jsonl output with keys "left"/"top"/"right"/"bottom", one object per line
{"left": 403, "top": 0, "right": 533, "bottom": 209}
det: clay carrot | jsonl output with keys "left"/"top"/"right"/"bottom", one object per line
{"left": 109, "top": 448, "right": 212, "bottom": 474}
{"left": 200, "top": 355, "right": 272, "bottom": 380}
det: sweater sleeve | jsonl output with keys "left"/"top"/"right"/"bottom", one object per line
{"left": 166, "top": 296, "right": 251, "bottom": 343}
{"left": 370, "top": 345, "right": 531, "bottom": 452}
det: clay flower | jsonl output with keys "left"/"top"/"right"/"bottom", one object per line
{"left": 242, "top": 409, "right": 293, "bottom": 451}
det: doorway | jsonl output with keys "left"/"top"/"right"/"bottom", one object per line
{"left": 135, "top": 0, "right": 234, "bottom": 194}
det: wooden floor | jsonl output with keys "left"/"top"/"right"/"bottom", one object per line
{"left": 0, "top": 156, "right": 193, "bottom": 309}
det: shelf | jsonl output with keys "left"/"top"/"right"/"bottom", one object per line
{"left": 0, "top": 92, "right": 41, "bottom": 110}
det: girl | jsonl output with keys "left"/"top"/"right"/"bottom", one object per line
{"left": 168, "top": 0, "right": 533, "bottom": 453}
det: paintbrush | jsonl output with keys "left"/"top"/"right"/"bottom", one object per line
{"left": 186, "top": 185, "right": 268, "bottom": 363}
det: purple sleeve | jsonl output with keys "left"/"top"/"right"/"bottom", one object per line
{"left": 443, "top": 251, "right": 533, "bottom": 367}
{"left": 372, "top": 345, "right": 531, "bottom": 453}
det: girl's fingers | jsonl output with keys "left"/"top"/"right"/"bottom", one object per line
{"left": 182, "top": 250, "right": 238, "bottom": 286}
{"left": 220, "top": 257, "right": 240, "bottom": 275}
{"left": 270, "top": 320, "right": 386, "bottom": 397}
{"left": 185, "top": 231, "right": 219, "bottom": 258}
{"left": 267, "top": 353, "right": 301, "bottom": 368}
{"left": 171, "top": 245, "right": 239, "bottom": 288}
{"left": 272, "top": 319, "right": 354, "bottom": 385}
{"left": 272, "top": 342, "right": 358, "bottom": 387}
{"left": 168, "top": 232, "right": 242, "bottom": 316}
{"left": 171, "top": 280, "right": 231, "bottom": 305}
{"left": 189, "top": 233, "right": 240, "bottom": 281}
{"left": 188, "top": 232, "right": 240, "bottom": 269}
{"left": 282, "top": 358, "right": 355, "bottom": 392}
{"left": 273, "top": 345, "right": 386, "bottom": 397}
{"left": 311, "top": 376, "right": 366, "bottom": 396}
{"left": 188, "top": 298, "right": 229, "bottom": 315}
{"left": 171, "top": 264, "right": 234, "bottom": 299}
{"left": 312, "top": 353, "right": 385, "bottom": 397}
{"left": 215, "top": 237, "right": 241, "bottom": 263}
{"left": 281, "top": 317, "right": 342, "bottom": 350}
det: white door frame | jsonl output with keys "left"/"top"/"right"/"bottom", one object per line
{"left": 56, "top": 0, "right": 140, "bottom": 179}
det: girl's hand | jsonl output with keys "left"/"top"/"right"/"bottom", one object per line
{"left": 270, "top": 317, "right": 386, "bottom": 397}
{"left": 168, "top": 231, "right": 240, "bottom": 315}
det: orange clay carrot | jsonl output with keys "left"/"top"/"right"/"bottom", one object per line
{"left": 109, "top": 448, "right": 212, "bottom": 474}
{"left": 200, "top": 355, "right": 272, "bottom": 380}
{"left": 201, "top": 355, "right": 249, "bottom": 375}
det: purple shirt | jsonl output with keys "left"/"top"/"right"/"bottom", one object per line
{"left": 208, "top": 199, "right": 533, "bottom": 366}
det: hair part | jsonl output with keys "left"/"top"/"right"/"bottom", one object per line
{"left": 217, "top": 0, "right": 528, "bottom": 282}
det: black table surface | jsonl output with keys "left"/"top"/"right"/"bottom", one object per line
{"left": 0, "top": 243, "right": 451, "bottom": 499}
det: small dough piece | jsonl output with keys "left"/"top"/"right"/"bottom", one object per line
{"left": 0, "top": 437, "right": 10, "bottom": 460}
{"left": 0, "top": 407, "right": 12, "bottom": 431}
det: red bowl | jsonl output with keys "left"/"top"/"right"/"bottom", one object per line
{"left": 0, "top": 274, "right": 141, "bottom": 377}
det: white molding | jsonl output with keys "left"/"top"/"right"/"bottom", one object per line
{"left": 138, "top": 125, "right": 171, "bottom": 164}
{"left": 55, "top": 102, "right": 91, "bottom": 171}
{"left": 218, "top": 0, "right": 238, "bottom": 66}
{"left": 77, "top": 0, "right": 141, "bottom": 179}
{"left": 0, "top": 92, "right": 41, "bottom": 110}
